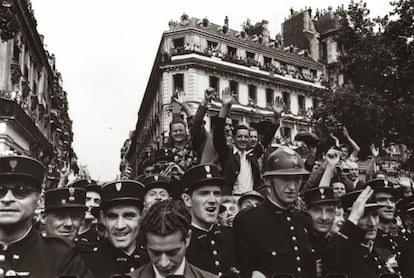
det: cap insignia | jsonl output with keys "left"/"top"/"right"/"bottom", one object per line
{"left": 9, "top": 160, "right": 18, "bottom": 171}
{"left": 68, "top": 187, "right": 75, "bottom": 201}
{"left": 154, "top": 176, "right": 159, "bottom": 181}
{"left": 115, "top": 182, "right": 122, "bottom": 192}
{"left": 291, "top": 155, "right": 299, "bottom": 166}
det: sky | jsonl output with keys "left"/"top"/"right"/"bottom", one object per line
{"left": 30, "top": 0, "right": 393, "bottom": 182}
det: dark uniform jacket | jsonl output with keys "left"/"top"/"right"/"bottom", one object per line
{"left": 214, "top": 118, "right": 278, "bottom": 195}
{"left": 0, "top": 228, "right": 93, "bottom": 278}
{"left": 82, "top": 239, "right": 149, "bottom": 278}
{"left": 375, "top": 225, "right": 414, "bottom": 277}
{"left": 74, "top": 225, "right": 101, "bottom": 253}
{"left": 325, "top": 220, "right": 397, "bottom": 278}
{"left": 186, "top": 224, "right": 238, "bottom": 276}
{"left": 128, "top": 261, "right": 218, "bottom": 278}
{"left": 233, "top": 200, "right": 317, "bottom": 278}
{"left": 308, "top": 231, "right": 334, "bottom": 278}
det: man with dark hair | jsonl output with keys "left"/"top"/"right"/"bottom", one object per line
{"left": 0, "top": 156, "right": 93, "bottom": 278}
{"left": 82, "top": 179, "right": 149, "bottom": 277}
{"left": 214, "top": 89, "right": 284, "bottom": 195}
{"left": 129, "top": 200, "right": 217, "bottom": 278}
{"left": 181, "top": 164, "right": 238, "bottom": 276}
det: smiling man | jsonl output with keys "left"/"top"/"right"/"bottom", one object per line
{"left": 129, "top": 200, "right": 217, "bottom": 278}
{"left": 302, "top": 187, "right": 337, "bottom": 277}
{"left": 43, "top": 187, "right": 87, "bottom": 241}
{"left": 181, "top": 164, "right": 238, "bottom": 276}
{"left": 82, "top": 179, "right": 149, "bottom": 278}
{"left": 0, "top": 156, "right": 92, "bottom": 278}
{"left": 214, "top": 90, "right": 283, "bottom": 195}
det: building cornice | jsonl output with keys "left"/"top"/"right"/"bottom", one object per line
{"left": 164, "top": 28, "right": 324, "bottom": 70}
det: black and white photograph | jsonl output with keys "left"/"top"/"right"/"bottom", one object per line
{"left": 0, "top": 0, "right": 413, "bottom": 277}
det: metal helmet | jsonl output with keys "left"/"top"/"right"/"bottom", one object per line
{"left": 263, "top": 146, "right": 309, "bottom": 177}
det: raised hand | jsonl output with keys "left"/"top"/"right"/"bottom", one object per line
{"left": 370, "top": 144, "right": 379, "bottom": 157}
{"left": 272, "top": 96, "right": 284, "bottom": 117}
{"left": 348, "top": 186, "right": 374, "bottom": 225}
{"left": 329, "top": 133, "right": 340, "bottom": 147}
{"left": 342, "top": 126, "right": 350, "bottom": 138}
{"left": 172, "top": 90, "right": 185, "bottom": 105}
{"left": 221, "top": 87, "right": 235, "bottom": 106}
{"left": 325, "top": 148, "right": 341, "bottom": 167}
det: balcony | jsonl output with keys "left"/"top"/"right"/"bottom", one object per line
{"left": 169, "top": 50, "right": 325, "bottom": 89}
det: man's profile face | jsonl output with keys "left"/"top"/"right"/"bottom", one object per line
{"left": 0, "top": 179, "right": 39, "bottom": 226}
{"left": 146, "top": 230, "right": 190, "bottom": 277}
{"left": 358, "top": 209, "right": 380, "bottom": 241}
{"left": 102, "top": 205, "right": 141, "bottom": 254}
{"left": 44, "top": 208, "right": 85, "bottom": 240}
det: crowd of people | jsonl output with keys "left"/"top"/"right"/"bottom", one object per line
{"left": 1, "top": 87, "right": 414, "bottom": 278}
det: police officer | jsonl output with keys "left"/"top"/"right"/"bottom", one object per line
{"left": 233, "top": 146, "right": 316, "bottom": 278}
{"left": 71, "top": 179, "right": 102, "bottom": 249}
{"left": 0, "top": 155, "right": 93, "bottom": 278}
{"left": 326, "top": 187, "right": 398, "bottom": 277}
{"left": 142, "top": 174, "right": 172, "bottom": 212}
{"left": 181, "top": 164, "right": 238, "bottom": 276}
{"left": 302, "top": 187, "right": 337, "bottom": 277}
{"left": 43, "top": 187, "right": 87, "bottom": 241}
{"left": 82, "top": 179, "right": 149, "bottom": 278}
{"left": 367, "top": 178, "right": 413, "bottom": 277}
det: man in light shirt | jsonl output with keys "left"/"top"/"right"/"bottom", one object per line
{"left": 129, "top": 200, "right": 217, "bottom": 278}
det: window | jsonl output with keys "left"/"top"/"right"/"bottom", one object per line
{"left": 282, "top": 92, "right": 291, "bottom": 112}
{"left": 246, "top": 51, "right": 255, "bottom": 60}
{"left": 209, "top": 76, "right": 219, "bottom": 93}
{"left": 310, "top": 69, "right": 317, "bottom": 79}
{"left": 281, "top": 127, "right": 292, "bottom": 141}
{"left": 207, "top": 40, "right": 218, "bottom": 50}
{"left": 229, "top": 80, "right": 239, "bottom": 102}
{"left": 264, "top": 56, "right": 272, "bottom": 65}
{"left": 312, "top": 97, "right": 319, "bottom": 109}
{"left": 248, "top": 85, "right": 257, "bottom": 105}
{"left": 173, "top": 37, "right": 184, "bottom": 48}
{"left": 227, "top": 46, "right": 237, "bottom": 57}
{"left": 266, "top": 89, "right": 274, "bottom": 107}
{"left": 298, "top": 95, "right": 305, "bottom": 114}
{"left": 173, "top": 74, "right": 184, "bottom": 96}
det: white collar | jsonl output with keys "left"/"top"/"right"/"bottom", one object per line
{"left": 153, "top": 258, "right": 186, "bottom": 278}
{"left": 191, "top": 222, "right": 214, "bottom": 232}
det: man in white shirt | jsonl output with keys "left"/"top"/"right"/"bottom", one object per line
{"left": 129, "top": 200, "right": 217, "bottom": 278}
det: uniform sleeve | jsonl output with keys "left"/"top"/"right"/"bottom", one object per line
{"left": 58, "top": 246, "right": 95, "bottom": 278}
{"left": 191, "top": 104, "right": 208, "bottom": 155}
{"left": 233, "top": 213, "right": 254, "bottom": 278}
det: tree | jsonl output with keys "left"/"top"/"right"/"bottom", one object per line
{"left": 314, "top": 0, "right": 414, "bottom": 163}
